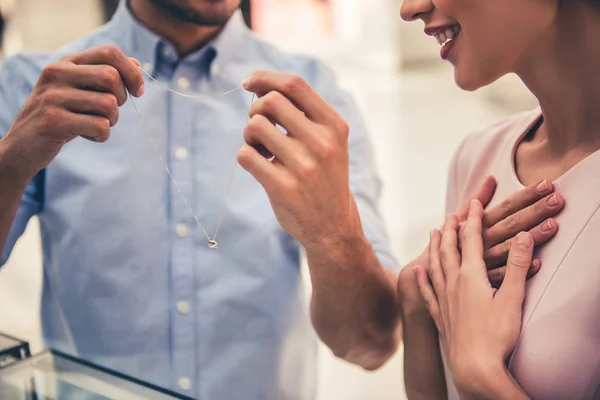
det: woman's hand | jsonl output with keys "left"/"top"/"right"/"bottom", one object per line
{"left": 415, "top": 200, "right": 531, "bottom": 399}
{"left": 399, "top": 177, "right": 560, "bottom": 315}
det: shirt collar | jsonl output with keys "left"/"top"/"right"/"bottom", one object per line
{"left": 108, "top": 1, "right": 249, "bottom": 76}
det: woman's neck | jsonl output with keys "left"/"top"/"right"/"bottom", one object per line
{"left": 517, "top": 2, "right": 600, "bottom": 155}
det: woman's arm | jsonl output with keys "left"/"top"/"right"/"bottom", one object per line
{"left": 399, "top": 177, "right": 563, "bottom": 400}
{"left": 400, "top": 252, "right": 448, "bottom": 400}
{"left": 458, "top": 364, "right": 530, "bottom": 400}
{"left": 415, "top": 201, "right": 533, "bottom": 400}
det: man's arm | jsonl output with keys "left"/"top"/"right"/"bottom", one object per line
{"left": 0, "top": 47, "right": 144, "bottom": 262}
{"left": 239, "top": 70, "right": 402, "bottom": 370}
{"left": 0, "top": 137, "right": 32, "bottom": 260}
{"left": 307, "top": 232, "right": 400, "bottom": 370}
{"left": 305, "top": 62, "right": 402, "bottom": 369}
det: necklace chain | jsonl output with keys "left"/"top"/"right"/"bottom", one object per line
{"left": 129, "top": 67, "right": 255, "bottom": 249}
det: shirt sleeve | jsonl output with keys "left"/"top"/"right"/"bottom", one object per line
{"left": 0, "top": 55, "right": 44, "bottom": 266}
{"left": 302, "top": 59, "right": 399, "bottom": 273}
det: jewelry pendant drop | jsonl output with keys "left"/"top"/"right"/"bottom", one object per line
{"left": 208, "top": 240, "right": 218, "bottom": 249}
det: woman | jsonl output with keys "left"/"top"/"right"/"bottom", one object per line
{"left": 399, "top": 0, "right": 600, "bottom": 398}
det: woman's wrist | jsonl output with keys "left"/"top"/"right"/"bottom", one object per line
{"left": 398, "top": 249, "right": 430, "bottom": 316}
{"left": 456, "top": 362, "right": 528, "bottom": 400}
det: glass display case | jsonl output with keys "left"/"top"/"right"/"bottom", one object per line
{"left": 0, "top": 350, "right": 194, "bottom": 400}
{"left": 0, "top": 333, "right": 30, "bottom": 368}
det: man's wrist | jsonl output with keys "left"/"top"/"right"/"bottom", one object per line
{"left": 305, "top": 229, "right": 372, "bottom": 267}
{"left": 0, "top": 135, "right": 39, "bottom": 187}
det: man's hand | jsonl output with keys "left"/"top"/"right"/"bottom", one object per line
{"left": 239, "top": 71, "right": 360, "bottom": 253}
{"left": 239, "top": 70, "right": 400, "bottom": 369}
{"left": 3, "top": 45, "right": 144, "bottom": 182}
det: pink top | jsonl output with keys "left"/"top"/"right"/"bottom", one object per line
{"left": 444, "top": 108, "right": 600, "bottom": 400}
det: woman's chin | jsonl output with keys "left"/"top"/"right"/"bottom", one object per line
{"left": 454, "top": 69, "right": 484, "bottom": 92}
{"left": 453, "top": 65, "right": 506, "bottom": 93}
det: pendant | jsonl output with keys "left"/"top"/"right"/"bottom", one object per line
{"left": 208, "top": 240, "right": 218, "bottom": 249}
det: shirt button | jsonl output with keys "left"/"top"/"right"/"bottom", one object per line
{"left": 178, "top": 376, "right": 192, "bottom": 391}
{"left": 177, "top": 77, "right": 190, "bottom": 90}
{"left": 175, "top": 146, "right": 189, "bottom": 161}
{"left": 211, "top": 64, "right": 220, "bottom": 76}
{"left": 177, "top": 301, "right": 191, "bottom": 315}
{"left": 175, "top": 224, "right": 189, "bottom": 238}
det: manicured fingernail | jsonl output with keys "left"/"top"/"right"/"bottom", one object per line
{"left": 546, "top": 194, "right": 558, "bottom": 207}
{"left": 540, "top": 220, "right": 553, "bottom": 232}
{"left": 533, "top": 259, "right": 541, "bottom": 269}
{"left": 536, "top": 180, "right": 549, "bottom": 194}
{"left": 242, "top": 76, "right": 252, "bottom": 88}
{"left": 516, "top": 232, "right": 533, "bottom": 248}
{"left": 412, "top": 266, "right": 419, "bottom": 276}
{"left": 136, "top": 83, "right": 145, "bottom": 97}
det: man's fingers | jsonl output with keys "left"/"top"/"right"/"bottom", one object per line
{"left": 487, "top": 259, "right": 541, "bottom": 288}
{"left": 482, "top": 180, "right": 554, "bottom": 228}
{"left": 65, "top": 45, "right": 144, "bottom": 97}
{"left": 244, "top": 114, "right": 307, "bottom": 168}
{"left": 456, "top": 176, "right": 497, "bottom": 220}
{"left": 128, "top": 57, "right": 141, "bottom": 68}
{"left": 248, "top": 90, "right": 314, "bottom": 140}
{"left": 63, "top": 112, "right": 112, "bottom": 143}
{"left": 243, "top": 70, "right": 336, "bottom": 124}
{"left": 483, "top": 193, "right": 563, "bottom": 248}
{"left": 414, "top": 266, "right": 443, "bottom": 333}
{"left": 237, "top": 145, "right": 281, "bottom": 190}
{"left": 483, "top": 218, "right": 557, "bottom": 268}
{"left": 496, "top": 232, "right": 534, "bottom": 307}
{"left": 59, "top": 88, "right": 120, "bottom": 127}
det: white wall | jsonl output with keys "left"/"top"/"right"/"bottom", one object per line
{"left": 4, "top": 0, "right": 102, "bottom": 53}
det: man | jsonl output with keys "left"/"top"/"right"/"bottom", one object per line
{"left": 0, "top": 0, "right": 562, "bottom": 399}
{"left": 0, "top": 1, "right": 400, "bottom": 398}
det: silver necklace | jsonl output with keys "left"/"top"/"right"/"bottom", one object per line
{"left": 128, "top": 67, "right": 255, "bottom": 249}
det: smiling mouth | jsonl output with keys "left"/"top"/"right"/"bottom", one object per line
{"left": 434, "top": 25, "right": 461, "bottom": 47}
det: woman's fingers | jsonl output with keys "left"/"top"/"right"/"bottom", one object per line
{"left": 487, "top": 259, "right": 541, "bottom": 288}
{"left": 440, "top": 215, "right": 461, "bottom": 284}
{"left": 455, "top": 175, "right": 497, "bottom": 220}
{"left": 414, "top": 266, "right": 443, "bottom": 333}
{"left": 495, "top": 232, "right": 534, "bottom": 307}
{"left": 483, "top": 218, "right": 557, "bottom": 268}
{"left": 482, "top": 180, "right": 554, "bottom": 228}
{"left": 461, "top": 200, "right": 488, "bottom": 280}
{"left": 428, "top": 230, "right": 446, "bottom": 300}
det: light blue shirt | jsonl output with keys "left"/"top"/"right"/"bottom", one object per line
{"left": 0, "top": 2, "right": 398, "bottom": 399}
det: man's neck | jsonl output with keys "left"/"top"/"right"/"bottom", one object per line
{"left": 129, "top": 0, "right": 224, "bottom": 57}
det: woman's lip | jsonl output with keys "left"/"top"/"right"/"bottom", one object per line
{"left": 424, "top": 24, "right": 458, "bottom": 36}
{"left": 440, "top": 35, "right": 458, "bottom": 60}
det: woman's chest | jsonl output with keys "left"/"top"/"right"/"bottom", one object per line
{"left": 456, "top": 157, "right": 600, "bottom": 398}
{"left": 509, "top": 208, "right": 600, "bottom": 400}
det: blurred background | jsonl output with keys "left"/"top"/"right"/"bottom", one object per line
{"left": 0, "top": 0, "right": 538, "bottom": 399}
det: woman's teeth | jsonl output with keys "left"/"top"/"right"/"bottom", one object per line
{"left": 435, "top": 25, "right": 461, "bottom": 46}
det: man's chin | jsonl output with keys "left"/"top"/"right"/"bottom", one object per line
{"left": 148, "top": 0, "right": 237, "bottom": 26}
